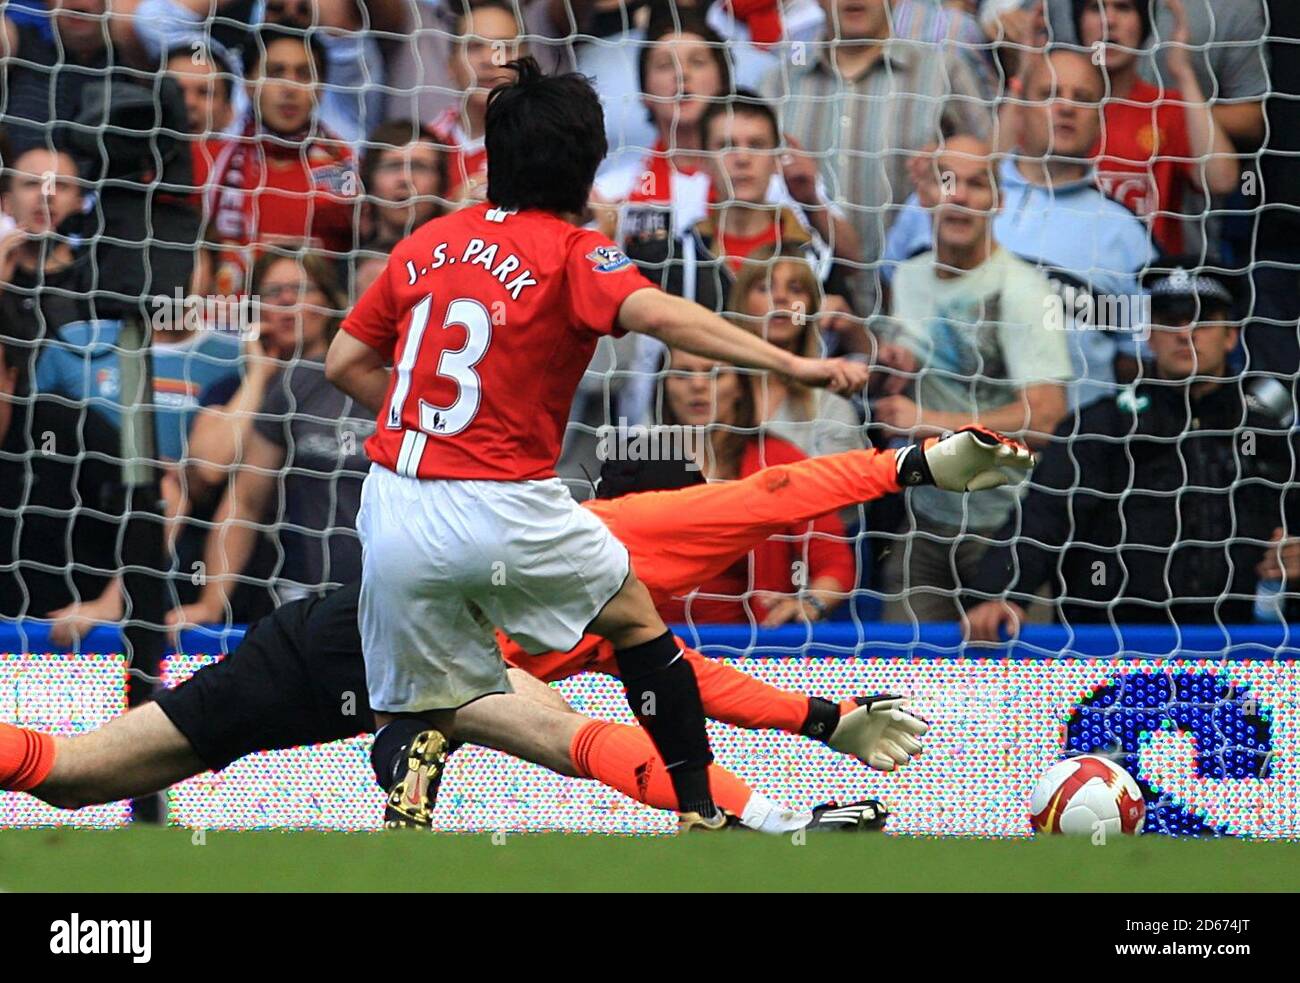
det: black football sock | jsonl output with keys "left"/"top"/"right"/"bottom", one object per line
{"left": 614, "top": 630, "right": 718, "bottom": 818}
{"left": 369, "top": 717, "right": 435, "bottom": 790}
{"left": 800, "top": 696, "right": 843, "bottom": 742}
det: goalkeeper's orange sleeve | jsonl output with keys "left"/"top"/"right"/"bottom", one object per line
{"left": 0, "top": 723, "right": 56, "bottom": 792}
{"left": 682, "top": 648, "right": 811, "bottom": 733}
{"left": 584, "top": 448, "right": 901, "bottom": 604}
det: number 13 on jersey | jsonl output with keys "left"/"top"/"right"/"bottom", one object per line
{"left": 386, "top": 293, "right": 493, "bottom": 437}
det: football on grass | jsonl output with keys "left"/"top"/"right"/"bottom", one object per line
{"left": 1029, "top": 754, "right": 1145, "bottom": 836}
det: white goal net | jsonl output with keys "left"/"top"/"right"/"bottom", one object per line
{"left": 0, "top": 0, "right": 1295, "bottom": 835}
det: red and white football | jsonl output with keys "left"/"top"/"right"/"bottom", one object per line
{"left": 1029, "top": 754, "right": 1146, "bottom": 836}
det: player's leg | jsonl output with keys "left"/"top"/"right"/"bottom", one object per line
{"left": 504, "top": 663, "right": 577, "bottom": 713}
{"left": 448, "top": 673, "right": 583, "bottom": 776}
{"left": 364, "top": 664, "right": 776, "bottom": 827}
{"left": 368, "top": 709, "right": 456, "bottom": 830}
{"left": 476, "top": 476, "right": 724, "bottom": 827}
{"left": 456, "top": 669, "right": 810, "bottom": 833}
{"left": 680, "top": 650, "right": 925, "bottom": 769}
{"left": 482, "top": 664, "right": 884, "bottom": 831}
{"left": 679, "top": 647, "right": 838, "bottom": 734}
{"left": 585, "top": 570, "right": 721, "bottom": 823}
{"left": 564, "top": 717, "right": 810, "bottom": 833}
{"left": 573, "top": 639, "right": 819, "bottom": 733}
{"left": 2, "top": 589, "right": 379, "bottom": 810}
{"left": 355, "top": 467, "right": 521, "bottom": 829}
{"left": 0, "top": 704, "right": 205, "bottom": 809}
{"left": 512, "top": 634, "right": 819, "bottom": 735}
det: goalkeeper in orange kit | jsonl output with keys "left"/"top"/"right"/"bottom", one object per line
{"left": 1, "top": 428, "right": 1031, "bottom": 834}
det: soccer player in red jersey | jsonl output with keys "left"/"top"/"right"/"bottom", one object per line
{"left": 324, "top": 58, "right": 870, "bottom": 829}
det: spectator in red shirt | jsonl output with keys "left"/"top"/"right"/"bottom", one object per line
{"left": 428, "top": 0, "right": 525, "bottom": 205}
{"left": 656, "top": 348, "right": 855, "bottom": 626}
{"left": 1078, "top": 0, "right": 1238, "bottom": 253}
{"left": 166, "top": 39, "right": 241, "bottom": 223}
{"left": 192, "top": 24, "right": 358, "bottom": 294}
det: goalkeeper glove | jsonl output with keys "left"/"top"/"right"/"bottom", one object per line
{"left": 894, "top": 425, "right": 1035, "bottom": 492}
{"left": 827, "top": 694, "right": 929, "bottom": 772}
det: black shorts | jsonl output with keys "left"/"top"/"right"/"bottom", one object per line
{"left": 154, "top": 582, "right": 375, "bottom": 772}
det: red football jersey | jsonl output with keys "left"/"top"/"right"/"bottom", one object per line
{"left": 341, "top": 202, "right": 655, "bottom": 480}
{"left": 1094, "top": 80, "right": 1194, "bottom": 254}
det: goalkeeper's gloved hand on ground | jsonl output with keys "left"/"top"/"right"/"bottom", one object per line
{"left": 894, "top": 425, "right": 1035, "bottom": 492}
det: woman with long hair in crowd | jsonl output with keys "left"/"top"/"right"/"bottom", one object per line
{"left": 728, "top": 246, "right": 865, "bottom": 458}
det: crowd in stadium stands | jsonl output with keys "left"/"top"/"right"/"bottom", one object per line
{"left": 2, "top": 0, "right": 1299, "bottom": 639}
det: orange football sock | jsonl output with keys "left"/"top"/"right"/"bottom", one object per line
{"left": 683, "top": 649, "right": 811, "bottom": 734}
{"left": 569, "top": 719, "right": 752, "bottom": 817}
{"left": 0, "top": 723, "right": 56, "bottom": 792}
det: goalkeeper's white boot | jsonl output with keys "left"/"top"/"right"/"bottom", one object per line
{"left": 826, "top": 695, "right": 929, "bottom": 771}
{"left": 802, "top": 799, "right": 889, "bottom": 832}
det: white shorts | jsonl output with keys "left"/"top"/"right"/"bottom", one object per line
{"left": 357, "top": 464, "right": 631, "bottom": 713}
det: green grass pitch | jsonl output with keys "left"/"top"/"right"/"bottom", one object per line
{"left": 1, "top": 828, "right": 1298, "bottom": 892}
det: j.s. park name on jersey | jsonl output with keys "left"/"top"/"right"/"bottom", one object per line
{"left": 404, "top": 236, "right": 540, "bottom": 300}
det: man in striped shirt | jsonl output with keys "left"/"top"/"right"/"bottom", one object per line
{"left": 760, "top": 0, "right": 996, "bottom": 315}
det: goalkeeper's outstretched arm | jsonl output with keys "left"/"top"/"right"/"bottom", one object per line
{"left": 591, "top": 427, "right": 1034, "bottom": 602}
{"left": 616, "top": 287, "right": 870, "bottom": 395}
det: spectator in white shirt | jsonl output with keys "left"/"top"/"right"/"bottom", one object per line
{"left": 874, "top": 134, "right": 1071, "bottom": 622}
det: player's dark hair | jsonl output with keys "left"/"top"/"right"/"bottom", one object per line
{"left": 1070, "top": 0, "right": 1153, "bottom": 49}
{"left": 485, "top": 57, "right": 607, "bottom": 216}
{"left": 700, "top": 89, "right": 780, "bottom": 150}
{"left": 246, "top": 24, "right": 329, "bottom": 84}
